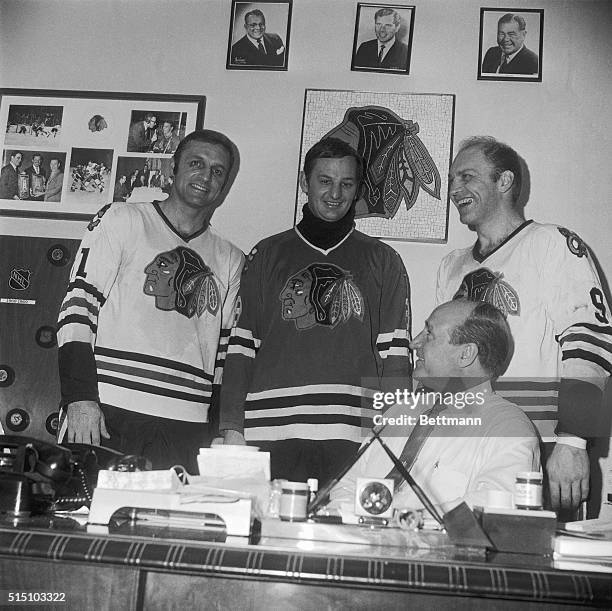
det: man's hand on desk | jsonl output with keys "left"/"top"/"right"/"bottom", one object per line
{"left": 546, "top": 443, "right": 589, "bottom": 512}
{"left": 65, "top": 400, "right": 110, "bottom": 445}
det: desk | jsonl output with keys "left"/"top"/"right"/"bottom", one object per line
{"left": 0, "top": 516, "right": 610, "bottom": 610}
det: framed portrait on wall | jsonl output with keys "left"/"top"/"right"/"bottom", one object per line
{"left": 295, "top": 89, "right": 455, "bottom": 243}
{"left": 351, "top": 3, "right": 415, "bottom": 75}
{"left": 0, "top": 89, "right": 205, "bottom": 221}
{"left": 478, "top": 8, "right": 543, "bottom": 81}
{"left": 226, "top": 0, "right": 292, "bottom": 71}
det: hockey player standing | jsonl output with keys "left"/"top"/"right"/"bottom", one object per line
{"left": 57, "top": 130, "right": 244, "bottom": 471}
{"left": 437, "top": 136, "right": 611, "bottom": 515}
{"left": 218, "top": 138, "right": 412, "bottom": 488}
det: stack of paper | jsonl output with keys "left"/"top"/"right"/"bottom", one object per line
{"left": 554, "top": 518, "right": 612, "bottom": 573}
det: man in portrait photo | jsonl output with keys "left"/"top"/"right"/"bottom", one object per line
{"left": 481, "top": 13, "right": 539, "bottom": 75}
{"left": 24, "top": 153, "right": 47, "bottom": 201}
{"left": 0, "top": 151, "right": 23, "bottom": 200}
{"left": 353, "top": 7, "right": 409, "bottom": 71}
{"left": 230, "top": 7, "right": 286, "bottom": 67}
{"left": 127, "top": 112, "right": 158, "bottom": 152}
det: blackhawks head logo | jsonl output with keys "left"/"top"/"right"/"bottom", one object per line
{"left": 144, "top": 246, "right": 220, "bottom": 318}
{"left": 453, "top": 267, "right": 520, "bottom": 317}
{"left": 280, "top": 263, "right": 364, "bottom": 330}
{"left": 322, "top": 106, "right": 441, "bottom": 219}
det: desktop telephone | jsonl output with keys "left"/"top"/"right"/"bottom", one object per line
{"left": 0, "top": 435, "right": 127, "bottom": 515}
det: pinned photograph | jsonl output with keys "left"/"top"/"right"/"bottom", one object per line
{"left": 351, "top": 3, "right": 415, "bottom": 75}
{"left": 126, "top": 110, "right": 187, "bottom": 154}
{"left": 65, "top": 147, "right": 113, "bottom": 209}
{"left": 0, "top": 150, "right": 67, "bottom": 203}
{"left": 227, "top": 0, "right": 292, "bottom": 71}
{"left": 478, "top": 8, "right": 543, "bottom": 81}
{"left": 114, "top": 156, "right": 174, "bottom": 203}
{"left": 4, "top": 104, "right": 63, "bottom": 146}
{"left": 0, "top": 89, "right": 204, "bottom": 220}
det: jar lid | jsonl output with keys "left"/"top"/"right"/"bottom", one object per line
{"left": 282, "top": 481, "right": 309, "bottom": 491}
{"left": 516, "top": 471, "right": 542, "bottom": 479}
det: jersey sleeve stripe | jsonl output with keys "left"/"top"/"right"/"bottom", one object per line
{"left": 227, "top": 345, "right": 257, "bottom": 359}
{"left": 377, "top": 330, "right": 409, "bottom": 343}
{"left": 230, "top": 327, "right": 261, "bottom": 345}
{"left": 379, "top": 346, "right": 411, "bottom": 358}
{"left": 56, "top": 313, "right": 98, "bottom": 335}
{"left": 95, "top": 346, "right": 213, "bottom": 381}
{"left": 98, "top": 374, "right": 211, "bottom": 403}
{"left": 567, "top": 322, "right": 612, "bottom": 336}
{"left": 58, "top": 296, "right": 99, "bottom": 318}
{"left": 561, "top": 349, "right": 612, "bottom": 375}
{"left": 66, "top": 278, "right": 106, "bottom": 305}
{"left": 559, "top": 332, "right": 612, "bottom": 355}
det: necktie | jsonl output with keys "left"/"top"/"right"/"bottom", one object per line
{"left": 378, "top": 44, "right": 385, "bottom": 64}
{"left": 385, "top": 401, "right": 446, "bottom": 487}
{"left": 499, "top": 55, "right": 507, "bottom": 73}
{"left": 257, "top": 40, "right": 266, "bottom": 55}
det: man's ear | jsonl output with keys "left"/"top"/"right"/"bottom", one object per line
{"left": 299, "top": 171, "right": 309, "bottom": 195}
{"left": 497, "top": 169, "right": 515, "bottom": 194}
{"left": 459, "top": 342, "right": 479, "bottom": 368}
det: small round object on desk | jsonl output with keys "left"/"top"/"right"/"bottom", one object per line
{"left": 46, "top": 412, "right": 60, "bottom": 436}
{"left": 279, "top": 481, "right": 309, "bottom": 522}
{"left": 35, "top": 325, "right": 57, "bottom": 349}
{"left": 6, "top": 408, "right": 30, "bottom": 432}
{"left": 0, "top": 364, "right": 15, "bottom": 387}
{"left": 47, "top": 243, "right": 72, "bottom": 267}
{"left": 359, "top": 481, "right": 393, "bottom": 515}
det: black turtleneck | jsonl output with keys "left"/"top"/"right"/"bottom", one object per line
{"left": 296, "top": 203, "right": 355, "bottom": 250}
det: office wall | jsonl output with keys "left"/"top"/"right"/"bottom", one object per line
{"left": 1, "top": 0, "right": 611, "bottom": 330}
{"left": 1, "top": 0, "right": 611, "bottom": 508}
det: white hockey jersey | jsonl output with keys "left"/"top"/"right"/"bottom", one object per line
{"left": 437, "top": 221, "right": 612, "bottom": 440}
{"left": 57, "top": 202, "right": 244, "bottom": 422}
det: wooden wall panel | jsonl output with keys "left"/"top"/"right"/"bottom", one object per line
{"left": 0, "top": 235, "right": 79, "bottom": 440}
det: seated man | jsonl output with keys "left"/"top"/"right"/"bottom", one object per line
{"left": 330, "top": 299, "right": 540, "bottom": 515}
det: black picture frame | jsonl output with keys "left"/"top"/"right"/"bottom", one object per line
{"left": 478, "top": 8, "right": 544, "bottom": 82}
{"left": 226, "top": 0, "right": 292, "bottom": 71}
{"left": 351, "top": 3, "right": 415, "bottom": 75}
{"left": 0, "top": 88, "right": 205, "bottom": 221}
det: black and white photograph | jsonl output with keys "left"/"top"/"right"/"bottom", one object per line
{"left": 65, "top": 147, "right": 113, "bottom": 208}
{"left": 0, "top": 149, "right": 66, "bottom": 202}
{"left": 4, "top": 103, "right": 63, "bottom": 146}
{"left": 126, "top": 110, "right": 187, "bottom": 154}
{"left": 478, "top": 8, "right": 543, "bottom": 81}
{"left": 351, "top": 3, "right": 415, "bottom": 74}
{"left": 0, "top": 89, "right": 204, "bottom": 219}
{"left": 114, "top": 156, "right": 173, "bottom": 203}
{"left": 226, "top": 0, "right": 292, "bottom": 70}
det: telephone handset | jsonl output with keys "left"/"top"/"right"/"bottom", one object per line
{"left": 0, "top": 435, "right": 124, "bottom": 514}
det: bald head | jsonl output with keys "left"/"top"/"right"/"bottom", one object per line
{"left": 448, "top": 299, "right": 513, "bottom": 378}
{"left": 411, "top": 299, "right": 513, "bottom": 388}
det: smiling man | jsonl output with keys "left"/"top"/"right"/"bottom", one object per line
{"left": 218, "top": 138, "right": 411, "bottom": 488}
{"left": 56, "top": 130, "right": 244, "bottom": 471}
{"left": 354, "top": 7, "right": 409, "bottom": 70}
{"left": 230, "top": 8, "right": 285, "bottom": 67}
{"left": 329, "top": 299, "right": 539, "bottom": 516}
{"left": 481, "top": 13, "right": 539, "bottom": 75}
{"left": 437, "top": 136, "right": 612, "bottom": 516}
